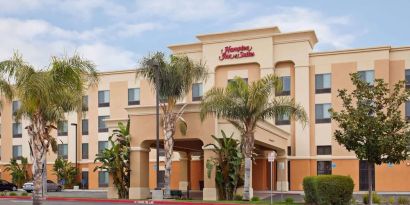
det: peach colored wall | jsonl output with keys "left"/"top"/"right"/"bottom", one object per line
{"left": 332, "top": 159, "right": 360, "bottom": 191}
{"left": 190, "top": 160, "right": 204, "bottom": 190}
{"left": 289, "top": 159, "right": 315, "bottom": 191}
{"left": 215, "top": 63, "right": 260, "bottom": 88}
{"left": 375, "top": 160, "right": 410, "bottom": 191}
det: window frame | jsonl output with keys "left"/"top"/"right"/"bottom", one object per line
{"left": 57, "top": 120, "right": 68, "bottom": 136}
{"left": 275, "top": 113, "right": 290, "bottom": 125}
{"left": 317, "top": 145, "right": 332, "bottom": 155}
{"left": 315, "top": 73, "right": 331, "bottom": 94}
{"left": 358, "top": 70, "right": 375, "bottom": 85}
{"left": 192, "top": 83, "right": 203, "bottom": 101}
{"left": 82, "top": 143, "right": 89, "bottom": 160}
{"left": 57, "top": 144, "right": 68, "bottom": 160}
{"left": 82, "top": 119, "right": 89, "bottom": 135}
{"left": 98, "top": 141, "right": 108, "bottom": 155}
{"left": 12, "top": 122, "right": 22, "bottom": 138}
{"left": 98, "top": 116, "right": 109, "bottom": 133}
{"left": 98, "top": 171, "right": 109, "bottom": 187}
{"left": 315, "top": 103, "right": 331, "bottom": 123}
{"left": 317, "top": 161, "right": 332, "bottom": 175}
{"left": 98, "top": 90, "right": 110, "bottom": 107}
{"left": 128, "top": 88, "right": 141, "bottom": 105}
{"left": 12, "top": 145, "right": 22, "bottom": 160}
{"left": 82, "top": 96, "right": 89, "bottom": 111}
{"left": 276, "top": 76, "right": 291, "bottom": 96}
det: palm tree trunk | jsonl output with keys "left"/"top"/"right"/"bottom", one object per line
{"left": 163, "top": 114, "right": 175, "bottom": 198}
{"left": 242, "top": 131, "right": 254, "bottom": 201}
{"left": 32, "top": 141, "right": 45, "bottom": 205}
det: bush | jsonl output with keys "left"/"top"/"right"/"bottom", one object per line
{"left": 8, "top": 192, "right": 17, "bottom": 196}
{"left": 303, "top": 175, "right": 354, "bottom": 205}
{"left": 285, "top": 197, "right": 294, "bottom": 204}
{"left": 251, "top": 196, "right": 260, "bottom": 201}
{"left": 363, "top": 193, "right": 381, "bottom": 204}
{"left": 234, "top": 194, "right": 242, "bottom": 201}
{"left": 398, "top": 196, "right": 410, "bottom": 205}
{"left": 388, "top": 196, "right": 395, "bottom": 205}
{"left": 0, "top": 192, "right": 6, "bottom": 196}
{"left": 20, "top": 192, "right": 28, "bottom": 196}
{"left": 303, "top": 176, "right": 317, "bottom": 204}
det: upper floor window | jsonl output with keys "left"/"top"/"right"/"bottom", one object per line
{"left": 317, "top": 145, "right": 332, "bottom": 155}
{"left": 58, "top": 144, "right": 68, "bottom": 159}
{"left": 12, "top": 122, "right": 22, "bottom": 138}
{"left": 358, "top": 70, "right": 374, "bottom": 85}
{"left": 315, "top": 103, "right": 331, "bottom": 123}
{"left": 317, "top": 161, "right": 332, "bottom": 175}
{"left": 275, "top": 113, "right": 290, "bottom": 125}
{"left": 192, "top": 83, "right": 203, "bottom": 101}
{"left": 12, "top": 145, "right": 22, "bottom": 160}
{"left": 98, "top": 141, "right": 108, "bottom": 155}
{"left": 287, "top": 146, "right": 291, "bottom": 156}
{"left": 277, "top": 76, "right": 290, "bottom": 96}
{"left": 82, "top": 96, "right": 88, "bottom": 111}
{"left": 57, "top": 120, "right": 68, "bottom": 136}
{"left": 315, "top": 74, "right": 331, "bottom": 93}
{"left": 12, "top": 101, "right": 21, "bottom": 116}
{"left": 128, "top": 88, "right": 140, "bottom": 105}
{"left": 228, "top": 78, "right": 248, "bottom": 85}
{"left": 82, "top": 119, "right": 89, "bottom": 135}
{"left": 82, "top": 143, "right": 89, "bottom": 160}
{"left": 98, "top": 116, "right": 109, "bottom": 132}
{"left": 98, "top": 90, "right": 110, "bottom": 107}
{"left": 406, "top": 101, "right": 410, "bottom": 121}
{"left": 406, "top": 70, "right": 410, "bottom": 88}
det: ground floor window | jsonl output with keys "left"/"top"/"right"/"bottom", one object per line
{"left": 317, "top": 161, "right": 332, "bottom": 175}
{"left": 98, "top": 171, "right": 109, "bottom": 187}
{"left": 359, "top": 160, "right": 375, "bottom": 191}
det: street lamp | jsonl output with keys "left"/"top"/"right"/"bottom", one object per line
{"left": 70, "top": 123, "right": 78, "bottom": 172}
{"left": 152, "top": 60, "right": 161, "bottom": 191}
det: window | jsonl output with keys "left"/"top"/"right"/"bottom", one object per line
{"left": 13, "top": 122, "right": 22, "bottom": 138}
{"left": 57, "top": 121, "right": 68, "bottom": 136}
{"left": 358, "top": 70, "right": 375, "bottom": 85}
{"left": 98, "top": 171, "right": 109, "bottom": 187}
{"left": 12, "top": 145, "right": 22, "bottom": 160}
{"left": 359, "top": 160, "right": 375, "bottom": 191}
{"left": 98, "top": 141, "right": 108, "bottom": 155}
{"left": 82, "top": 96, "right": 88, "bottom": 111}
{"left": 275, "top": 113, "right": 290, "bottom": 125}
{"left": 277, "top": 76, "right": 291, "bottom": 96}
{"left": 82, "top": 143, "right": 89, "bottom": 159}
{"left": 192, "top": 83, "right": 203, "bottom": 101}
{"left": 317, "top": 161, "right": 332, "bottom": 175}
{"left": 315, "top": 74, "right": 331, "bottom": 93}
{"left": 12, "top": 101, "right": 21, "bottom": 116}
{"left": 158, "top": 148, "right": 165, "bottom": 157}
{"left": 98, "top": 116, "right": 109, "bottom": 132}
{"left": 128, "top": 88, "right": 140, "bottom": 105}
{"left": 228, "top": 78, "right": 248, "bottom": 85}
{"left": 315, "top": 104, "right": 331, "bottom": 123}
{"left": 98, "top": 90, "right": 110, "bottom": 107}
{"left": 406, "top": 101, "right": 410, "bottom": 120}
{"left": 317, "top": 145, "right": 332, "bottom": 155}
{"left": 82, "top": 119, "right": 89, "bottom": 135}
{"left": 58, "top": 144, "right": 68, "bottom": 159}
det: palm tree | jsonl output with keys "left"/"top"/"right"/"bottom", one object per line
{"left": 0, "top": 52, "right": 97, "bottom": 205}
{"left": 205, "top": 130, "right": 243, "bottom": 200}
{"left": 200, "top": 75, "right": 307, "bottom": 200}
{"left": 5, "top": 157, "right": 30, "bottom": 188}
{"left": 53, "top": 157, "right": 77, "bottom": 189}
{"left": 94, "top": 120, "right": 131, "bottom": 199}
{"left": 137, "top": 52, "right": 207, "bottom": 197}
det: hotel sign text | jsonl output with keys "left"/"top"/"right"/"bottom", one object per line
{"left": 219, "top": 45, "right": 255, "bottom": 61}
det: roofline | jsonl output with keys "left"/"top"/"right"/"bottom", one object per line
{"left": 309, "top": 46, "right": 392, "bottom": 57}
{"left": 97, "top": 68, "right": 136, "bottom": 76}
{"left": 196, "top": 26, "right": 280, "bottom": 39}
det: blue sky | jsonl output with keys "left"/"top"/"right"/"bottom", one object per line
{"left": 1, "top": 0, "right": 410, "bottom": 71}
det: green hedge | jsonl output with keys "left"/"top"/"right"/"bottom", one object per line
{"left": 303, "top": 175, "right": 354, "bottom": 205}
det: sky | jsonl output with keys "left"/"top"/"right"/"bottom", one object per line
{"left": 1, "top": 0, "right": 410, "bottom": 71}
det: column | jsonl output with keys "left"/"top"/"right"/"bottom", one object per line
{"left": 107, "top": 175, "right": 118, "bottom": 199}
{"left": 202, "top": 148, "right": 218, "bottom": 200}
{"left": 276, "top": 157, "right": 289, "bottom": 191}
{"left": 178, "top": 152, "right": 189, "bottom": 191}
{"left": 129, "top": 146, "right": 150, "bottom": 199}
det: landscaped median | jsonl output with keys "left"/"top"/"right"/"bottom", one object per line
{"left": 0, "top": 195, "right": 300, "bottom": 205}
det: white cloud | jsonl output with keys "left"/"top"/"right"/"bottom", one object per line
{"left": 116, "top": 23, "right": 162, "bottom": 37}
{"left": 234, "top": 7, "right": 356, "bottom": 49}
{"left": 0, "top": 18, "right": 138, "bottom": 71}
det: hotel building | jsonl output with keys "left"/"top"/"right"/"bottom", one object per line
{"left": 0, "top": 26, "right": 409, "bottom": 200}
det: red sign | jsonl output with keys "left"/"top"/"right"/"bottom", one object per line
{"left": 219, "top": 45, "right": 255, "bottom": 61}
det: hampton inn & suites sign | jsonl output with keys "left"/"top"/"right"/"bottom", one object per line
{"left": 219, "top": 45, "right": 255, "bottom": 61}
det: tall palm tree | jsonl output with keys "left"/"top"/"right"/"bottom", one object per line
{"left": 137, "top": 52, "right": 207, "bottom": 197}
{"left": 200, "top": 75, "right": 307, "bottom": 200}
{"left": 0, "top": 52, "right": 98, "bottom": 205}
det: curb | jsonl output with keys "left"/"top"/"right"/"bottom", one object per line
{"left": 0, "top": 196, "right": 250, "bottom": 205}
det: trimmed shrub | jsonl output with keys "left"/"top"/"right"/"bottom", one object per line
{"left": 234, "top": 194, "right": 242, "bottom": 201}
{"left": 363, "top": 193, "right": 381, "bottom": 204}
{"left": 20, "top": 192, "right": 28, "bottom": 196}
{"left": 398, "top": 196, "right": 410, "bottom": 205}
{"left": 388, "top": 196, "right": 395, "bottom": 205}
{"left": 285, "top": 197, "right": 294, "bottom": 204}
{"left": 303, "top": 175, "right": 354, "bottom": 205}
{"left": 251, "top": 196, "right": 260, "bottom": 201}
{"left": 303, "top": 176, "right": 317, "bottom": 204}
{"left": 8, "top": 192, "right": 17, "bottom": 196}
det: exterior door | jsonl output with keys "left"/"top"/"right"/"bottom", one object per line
{"left": 158, "top": 170, "right": 165, "bottom": 188}
{"left": 359, "top": 160, "right": 375, "bottom": 191}
{"left": 81, "top": 171, "right": 89, "bottom": 189}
